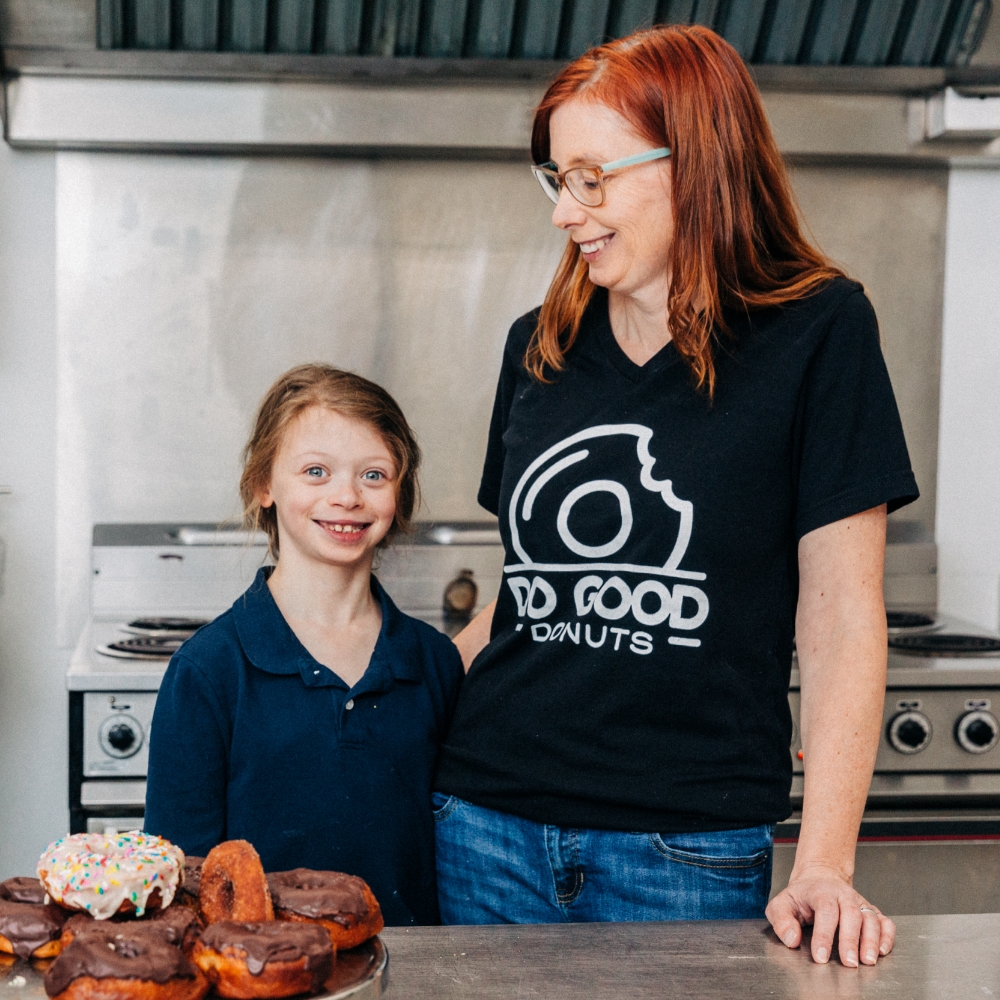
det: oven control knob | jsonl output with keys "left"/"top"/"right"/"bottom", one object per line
{"left": 956, "top": 711, "right": 1000, "bottom": 754}
{"left": 99, "top": 714, "right": 144, "bottom": 759}
{"left": 888, "top": 711, "right": 932, "bottom": 754}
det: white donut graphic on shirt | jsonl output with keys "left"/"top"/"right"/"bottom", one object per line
{"left": 504, "top": 424, "right": 705, "bottom": 582}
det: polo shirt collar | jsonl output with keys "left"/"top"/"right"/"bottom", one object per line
{"left": 231, "top": 567, "right": 423, "bottom": 689}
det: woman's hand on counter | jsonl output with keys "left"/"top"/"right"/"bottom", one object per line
{"left": 766, "top": 863, "right": 896, "bottom": 966}
{"left": 770, "top": 504, "right": 893, "bottom": 967}
{"left": 453, "top": 600, "right": 496, "bottom": 672}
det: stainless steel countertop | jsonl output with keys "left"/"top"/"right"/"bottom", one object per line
{"left": 379, "top": 915, "right": 1000, "bottom": 998}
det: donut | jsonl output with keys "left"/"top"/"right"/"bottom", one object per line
{"left": 175, "top": 858, "right": 204, "bottom": 911}
{"left": 266, "top": 870, "right": 383, "bottom": 950}
{"left": 61, "top": 907, "right": 201, "bottom": 955}
{"left": 0, "top": 877, "right": 47, "bottom": 904}
{"left": 43, "top": 922, "right": 208, "bottom": 1000}
{"left": 0, "top": 877, "right": 68, "bottom": 960}
{"left": 38, "top": 833, "right": 185, "bottom": 919}
{"left": 199, "top": 843, "right": 272, "bottom": 925}
{"left": 192, "top": 921, "right": 333, "bottom": 999}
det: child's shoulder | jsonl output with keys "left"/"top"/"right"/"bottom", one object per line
{"left": 383, "top": 605, "right": 463, "bottom": 685}
{"left": 169, "top": 609, "right": 245, "bottom": 678}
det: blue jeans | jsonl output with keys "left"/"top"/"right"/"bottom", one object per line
{"left": 433, "top": 793, "right": 773, "bottom": 923}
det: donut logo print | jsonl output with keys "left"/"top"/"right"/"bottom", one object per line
{"left": 504, "top": 424, "right": 708, "bottom": 653}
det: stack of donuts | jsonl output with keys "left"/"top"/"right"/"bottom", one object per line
{"left": 0, "top": 833, "right": 382, "bottom": 1000}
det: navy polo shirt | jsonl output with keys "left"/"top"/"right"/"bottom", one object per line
{"left": 144, "top": 568, "right": 464, "bottom": 926}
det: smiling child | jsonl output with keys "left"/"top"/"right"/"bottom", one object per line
{"left": 144, "top": 364, "right": 464, "bottom": 926}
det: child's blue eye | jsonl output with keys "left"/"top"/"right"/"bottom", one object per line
{"left": 305, "top": 467, "right": 325, "bottom": 478}
{"left": 363, "top": 470, "right": 384, "bottom": 481}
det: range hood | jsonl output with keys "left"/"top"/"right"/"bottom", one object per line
{"left": 92, "top": 0, "right": 993, "bottom": 67}
{"left": 2, "top": 0, "right": 999, "bottom": 160}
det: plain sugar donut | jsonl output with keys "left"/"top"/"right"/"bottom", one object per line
{"left": 199, "top": 843, "right": 273, "bottom": 925}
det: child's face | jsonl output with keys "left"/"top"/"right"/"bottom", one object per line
{"left": 260, "top": 406, "right": 398, "bottom": 569}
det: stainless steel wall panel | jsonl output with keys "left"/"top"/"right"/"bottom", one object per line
{"left": 899, "top": 0, "right": 952, "bottom": 65}
{"left": 422, "top": 0, "right": 470, "bottom": 56}
{"left": 608, "top": 0, "right": 658, "bottom": 37}
{"left": 515, "top": 0, "right": 563, "bottom": 57}
{"left": 97, "top": 0, "right": 125, "bottom": 48}
{"left": 133, "top": 0, "right": 171, "bottom": 48}
{"left": 318, "top": 0, "right": 364, "bottom": 53}
{"left": 852, "top": 0, "right": 906, "bottom": 66}
{"left": 179, "top": 0, "right": 221, "bottom": 49}
{"left": 761, "top": 0, "right": 812, "bottom": 63}
{"left": 5, "top": 77, "right": 547, "bottom": 152}
{"left": 563, "top": 0, "right": 612, "bottom": 57}
{"left": 717, "top": 0, "right": 767, "bottom": 58}
{"left": 466, "top": 0, "right": 517, "bottom": 57}
{"left": 803, "top": 0, "right": 859, "bottom": 63}
{"left": 223, "top": 0, "right": 268, "bottom": 50}
{"left": 273, "top": 0, "right": 316, "bottom": 52}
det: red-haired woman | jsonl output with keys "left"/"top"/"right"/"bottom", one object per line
{"left": 434, "top": 25, "right": 915, "bottom": 966}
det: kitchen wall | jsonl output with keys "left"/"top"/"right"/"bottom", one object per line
{"left": 790, "top": 163, "right": 947, "bottom": 539}
{"left": 0, "top": 140, "right": 63, "bottom": 878}
{"left": 54, "top": 153, "right": 567, "bottom": 648}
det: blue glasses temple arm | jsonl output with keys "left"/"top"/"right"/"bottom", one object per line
{"left": 535, "top": 147, "right": 670, "bottom": 174}
{"left": 600, "top": 147, "right": 671, "bottom": 171}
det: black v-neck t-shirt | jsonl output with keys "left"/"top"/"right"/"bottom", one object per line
{"left": 436, "top": 278, "right": 918, "bottom": 832}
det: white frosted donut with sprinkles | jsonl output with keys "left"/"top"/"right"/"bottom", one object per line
{"left": 37, "top": 832, "right": 184, "bottom": 919}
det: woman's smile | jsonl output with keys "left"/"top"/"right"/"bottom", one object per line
{"left": 578, "top": 233, "right": 615, "bottom": 259}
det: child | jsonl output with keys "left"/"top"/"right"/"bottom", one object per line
{"left": 144, "top": 364, "right": 464, "bottom": 926}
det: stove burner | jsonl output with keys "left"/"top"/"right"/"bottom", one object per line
{"left": 122, "top": 616, "right": 208, "bottom": 639}
{"left": 889, "top": 633, "right": 1000, "bottom": 657}
{"left": 97, "top": 637, "right": 186, "bottom": 660}
{"left": 129, "top": 617, "right": 207, "bottom": 631}
{"left": 887, "top": 611, "right": 936, "bottom": 630}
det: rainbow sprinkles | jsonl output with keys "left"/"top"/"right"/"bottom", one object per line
{"left": 37, "top": 831, "right": 184, "bottom": 920}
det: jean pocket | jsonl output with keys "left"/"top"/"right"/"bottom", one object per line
{"left": 431, "top": 791, "right": 459, "bottom": 821}
{"left": 649, "top": 826, "right": 772, "bottom": 870}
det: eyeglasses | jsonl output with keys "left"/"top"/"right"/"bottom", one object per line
{"left": 531, "top": 147, "right": 671, "bottom": 207}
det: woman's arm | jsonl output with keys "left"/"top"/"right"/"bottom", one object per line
{"left": 765, "top": 504, "right": 896, "bottom": 967}
{"left": 453, "top": 599, "right": 496, "bottom": 672}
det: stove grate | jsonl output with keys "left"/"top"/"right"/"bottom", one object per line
{"left": 889, "top": 633, "right": 1000, "bottom": 657}
{"left": 97, "top": 637, "right": 186, "bottom": 660}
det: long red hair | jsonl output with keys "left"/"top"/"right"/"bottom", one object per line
{"left": 529, "top": 24, "right": 843, "bottom": 393}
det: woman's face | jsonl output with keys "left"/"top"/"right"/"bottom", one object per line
{"left": 260, "top": 406, "right": 398, "bottom": 569}
{"left": 547, "top": 97, "right": 673, "bottom": 302}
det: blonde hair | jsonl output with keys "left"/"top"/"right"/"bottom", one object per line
{"left": 240, "top": 364, "right": 420, "bottom": 559}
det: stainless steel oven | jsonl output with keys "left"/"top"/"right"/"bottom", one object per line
{"left": 776, "top": 602, "right": 1000, "bottom": 914}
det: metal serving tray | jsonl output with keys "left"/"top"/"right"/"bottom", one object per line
{"left": 0, "top": 937, "right": 387, "bottom": 1000}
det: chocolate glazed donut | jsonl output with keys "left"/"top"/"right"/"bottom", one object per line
{"left": 192, "top": 921, "right": 333, "bottom": 999}
{"left": 61, "top": 907, "right": 202, "bottom": 955}
{"left": 0, "top": 877, "right": 68, "bottom": 961}
{"left": 44, "top": 922, "right": 209, "bottom": 1000}
{"left": 267, "top": 871, "right": 383, "bottom": 951}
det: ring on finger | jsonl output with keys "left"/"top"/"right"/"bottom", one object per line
{"left": 859, "top": 905, "right": 879, "bottom": 914}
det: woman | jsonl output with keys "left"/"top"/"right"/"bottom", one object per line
{"left": 434, "top": 25, "right": 915, "bottom": 967}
